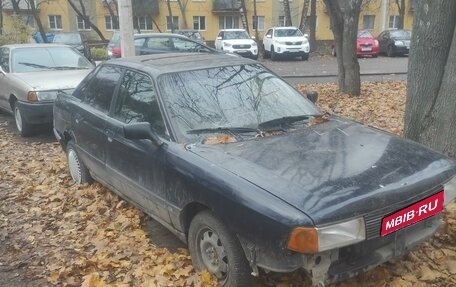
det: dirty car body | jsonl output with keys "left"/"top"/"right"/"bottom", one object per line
{"left": 53, "top": 53, "right": 456, "bottom": 286}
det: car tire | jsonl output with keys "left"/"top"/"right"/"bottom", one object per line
{"left": 271, "top": 46, "right": 277, "bottom": 61}
{"left": 188, "top": 210, "right": 254, "bottom": 287}
{"left": 66, "top": 140, "right": 92, "bottom": 184}
{"left": 13, "top": 103, "right": 33, "bottom": 137}
{"left": 387, "top": 45, "right": 395, "bottom": 57}
{"left": 301, "top": 53, "right": 309, "bottom": 61}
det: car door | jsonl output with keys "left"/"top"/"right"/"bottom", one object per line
{"left": 0, "top": 47, "right": 11, "bottom": 111}
{"left": 140, "top": 36, "right": 174, "bottom": 55}
{"left": 104, "top": 69, "right": 173, "bottom": 224}
{"left": 71, "top": 64, "right": 123, "bottom": 179}
{"left": 263, "top": 29, "right": 273, "bottom": 52}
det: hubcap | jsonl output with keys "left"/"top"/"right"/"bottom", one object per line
{"left": 14, "top": 106, "right": 22, "bottom": 132}
{"left": 68, "top": 148, "right": 82, "bottom": 183}
{"left": 198, "top": 228, "right": 228, "bottom": 281}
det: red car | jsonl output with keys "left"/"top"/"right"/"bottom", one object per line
{"left": 332, "top": 30, "right": 379, "bottom": 57}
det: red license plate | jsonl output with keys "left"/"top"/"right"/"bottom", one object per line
{"left": 381, "top": 191, "right": 444, "bottom": 236}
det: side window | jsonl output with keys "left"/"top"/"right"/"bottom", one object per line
{"left": 0, "top": 47, "right": 10, "bottom": 73}
{"left": 218, "top": 31, "right": 223, "bottom": 39}
{"left": 84, "top": 65, "right": 123, "bottom": 113}
{"left": 134, "top": 38, "right": 146, "bottom": 47}
{"left": 73, "top": 66, "right": 99, "bottom": 100}
{"left": 172, "top": 38, "right": 208, "bottom": 52}
{"left": 113, "top": 70, "right": 167, "bottom": 137}
{"left": 266, "top": 29, "right": 272, "bottom": 37}
{"left": 145, "top": 37, "right": 173, "bottom": 51}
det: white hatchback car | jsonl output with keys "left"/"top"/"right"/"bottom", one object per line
{"left": 214, "top": 29, "right": 258, "bottom": 60}
{"left": 262, "top": 27, "right": 310, "bottom": 61}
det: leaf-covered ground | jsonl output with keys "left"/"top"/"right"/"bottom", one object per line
{"left": 0, "top": 81, "right": 455, "bottom": 287}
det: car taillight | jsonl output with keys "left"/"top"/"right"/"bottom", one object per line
{"left": 112, "top": 47, "right": 121, "bottom": 57}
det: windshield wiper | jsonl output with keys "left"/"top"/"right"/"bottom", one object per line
{"left": 258, "top": 115, "right": 313, "bottom": 129}
{"left": 18, "top": 62, "right": 54, "bottom": 69}
{"left": 187, "top": 127, "right": 258, "bottom": 134}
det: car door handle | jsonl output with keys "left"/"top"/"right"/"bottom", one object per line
{"left": 105, "top": 129, "right": 115, "bottom": 142}
{"left": 74, "top": 113, "right": 83, "bottom": 124}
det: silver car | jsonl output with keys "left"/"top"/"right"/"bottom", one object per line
{"left": 0, "top": 44, "right": 93, "bottom": 136}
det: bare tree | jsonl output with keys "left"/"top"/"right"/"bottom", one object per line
{"left": 67, "top": 0, "right": 107, "bottom": 41}
{"left": 323, "top": 0, "right": 362, "bottom": 96}
{"left": 394, "top": 0, "right": 406, "bottom": 29}
{"left": 404, "top": 0, "right": 456, "bottom": 158}
{"left": 283, "top": 0, "right": 292, "bottom": 26}
{"left": 299, "top": 0, "right": 310, "bottom": 31}
{"left": 103, "top": 0, "right": 119, "bottom": 29}
{"left": 308, "top": 0, "right": 316, "bottom": 51}
{"left": 239, "top": 0, "right": 249, "bottom": 33}
{"left": 0, "top": 0, "right": 3, "bottom": 35}
{"left": 28, "top": 0, "right": 47, "bottom": 43}
{"left": 176, "top": 0, "right": 188, "bottom": 29}
{"left": 166, "top": 0, "right": 175, "bottom": 33}
{"left": 253, "top": 0, "right": 259, "bottom": 52}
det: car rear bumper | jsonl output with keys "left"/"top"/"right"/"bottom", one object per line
{"left": 16, "top": 101, "right": 53, "bottom": 125}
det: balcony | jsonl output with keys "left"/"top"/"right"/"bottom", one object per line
{"left": 212, "top": 0, "right": 241, "bottom": 13}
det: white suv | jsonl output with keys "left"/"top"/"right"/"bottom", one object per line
{"left": 262, "top": 27, "right": 310, "bottom": 61}
{"left": 214, "top": 29, "right": 258, "bottom": 60}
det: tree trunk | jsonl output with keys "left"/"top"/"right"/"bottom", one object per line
{"left": 298, "top": 0, "right": 310, "bottom": 31}
{"left": 395, "top": 0, "right": 405, "bottom": 29}
{"left": 166, "top": 0, "right": 174, "bottom": 32}
{"left": 0, "top": 0, "right": 3, "bottom": 35}
{"left": 28, "top": 0, "right": 47, "bottom": 43}
{"left": 67, "top": 0, "right": 106, "bottom": 41}
{"left": 283, "top": 0, "right": 292, "bottom": 26}
{"left": 404, "top": 0, "right": 456, "bottom": 158}
{"left": 10, "top": 0, "right": 20, "bottom": 14}
{"left": 239, "top": 0, "right": 249, "bottom": 33}
{"left": 323, "top": 0, "right": 362, "bottom": 96}
{"left": 253, "top": 0, "right": 259, "bottom": 52}
{"left": 309, "top": 0, "right": 317, "bottom": 51}
{"left": 177, "top": 0, "right": 188, "bottom": 29}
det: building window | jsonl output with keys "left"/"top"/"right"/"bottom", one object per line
{"left": 363, "top": 15, "right": 375, "bottom": 30}
{"left": 219, "top": 16, "right": 239, "bottom": 29}
{"left": 48, "top": 15, "right": 62, "bottom": 30}
{"left": 166, "top": 16, "right": 179, "bottom": 30}
{"left": 193, "top": 16, "right": 206, "bottom": 30}
{"left": 278, "top": 16, "right": 286, "bottom": 27}
{"left": 105, "top": 15, "right": 119, "bottom": 30}
{"left": 77, "top": 16, "right": 91, "bottom": 30}
{"left": 252, "top": 16, "right": 265, "bottom": 31}
{"left": 389, "top": 15, "right": 399, "bottom": 29}
{"left": 134, "top": 16, "right": 153, "bottom": 31}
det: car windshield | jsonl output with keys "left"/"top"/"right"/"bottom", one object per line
{"left": 53, "top": 33, "right": 82, "bottom": 45}
{"left": 12, "top": 47, "right": 92, "bottom": 73}
{"left": 274, "top": 28, "right": 303, "bottom": 37}
{"left": 358, "top": 30, "right": 373, "bottom": 38}
{"left": 158, "top": 64, "right": 321, "bottom": 143}
{"left": 390, "top": 30, "right": 411, "bottom": 39}
{"left": 224, "top": 31, "right": 250, "bottom": 40}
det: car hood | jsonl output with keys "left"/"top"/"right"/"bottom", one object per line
{"left": 275, "top": 36, "right": 307, "bottom": 43}
{"left": 10, "top": 69, "right": 91, "bottom": 91}
{"left": 223, "top": 39, "right": 255, "bottom": 45}
{"left": 188, "top": 117, "right": 456, "bottom": 225}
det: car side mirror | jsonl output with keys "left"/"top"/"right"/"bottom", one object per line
{"left": 251, "top": 36, "right": 256, "bottom": 40}
{"left": 266, "top": 34, "right": 272, "bottom": 39}
{"left": 304, "top": 34, "right": 309, "bottom": 38}
{"left": 216, "top": 36, "right": 222, "bottom": 40}
{"left": 124, "top": 122, "right": 163, "bottom": 146}
{"left": 306, "top": 91, "right": 318, "bottom": 104}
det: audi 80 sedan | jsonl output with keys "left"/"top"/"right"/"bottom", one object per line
{"left": 0, "top": 44, "right": 93, "bottom": 136}
{"left": 53, "top": 53, "right": 456, "bottom": 287}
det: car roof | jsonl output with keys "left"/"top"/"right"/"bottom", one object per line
{"left": 219, "top": 29, "right": 247, "bottom": 32}
{"left": 271, "top": 26, "right": 299, "bottom": 30}
{"left": 108, "top": 53, "right": 257, "bottom": 76}
{"left": 1, "top": 43, "right": 72, "bottom": 49}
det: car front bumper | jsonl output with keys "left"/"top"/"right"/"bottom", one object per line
{"left": 274, "top": 43, "right": 310, "bottom": 55}
{"left": 16, "top": 101, "right": 54, "bottom": 125}
{"left": 393, "top": 45, "right": 410, "bottom": 54}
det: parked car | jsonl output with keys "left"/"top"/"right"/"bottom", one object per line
{"left": 214, "top": 29, "right": 258, "bottom": 59}
{"left": 0, "top": 44, "right": 93, "bottom": 136}
{"left": 107, "top": 32, "right": 225, "bottom": 58}
{"left": 54, "top": 53, "right": 456, "bottom": 287}
{"left": 331, "top": 30, "right": 379, "bottom": 57}
{"left": 262, "top": 26, "right": 310, "bottom": 60}
{"left": 378, "top": 29, "right": 412, "bottom": 57}
{"left": 52, "top": 32, "right": 91, "bottom": 60}
{"left": 175, "top": 29, "right": 206, "bottom": 44}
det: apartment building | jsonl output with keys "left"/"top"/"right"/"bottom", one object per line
{"left": 1, "top": 0, "right": 415, "bottom": 43}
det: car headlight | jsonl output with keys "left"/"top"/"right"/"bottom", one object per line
{"left": 395, "top": 40, "right": 404, "bottom": 46}
{"left": 223, "top": 42, "right": 232, "bottom": 47}
{"left": 444, "top": 176, "right": 456, "bottom": 206}
{"left": 27, "top": 90, "right": 66, "bottom": 102}
{"left": 374, "top": 39, "right": 379, "bottom": 46}
{"left": 287, "top": 217, "right": 366, "bottom": 254}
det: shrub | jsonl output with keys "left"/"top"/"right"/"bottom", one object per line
{"left": 90, "top": 47, "right": 108, "bottom": 61}
{"left": 0, "top": 16, "right": 33, "bottom": 45}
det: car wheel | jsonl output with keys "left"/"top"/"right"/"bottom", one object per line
{"left": 14, "top": 103, "right": 32, "bottom": 137}
{"left": 66, "top": 141, "right": 92, "bottom": 184}
{"left": 271, "top": 46, "right": 277, "bottom": 61}
{"left": 387, "top": 45, "right": 395, "bottom": 57}
{"left": 331, "top": 47, "right": 336, "bottom": 57}
{"left": 301, "top": 53, "right": 309, "bottom": 61}
{"left": 188, "top": 210, "right": 253, "bottom": 287}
